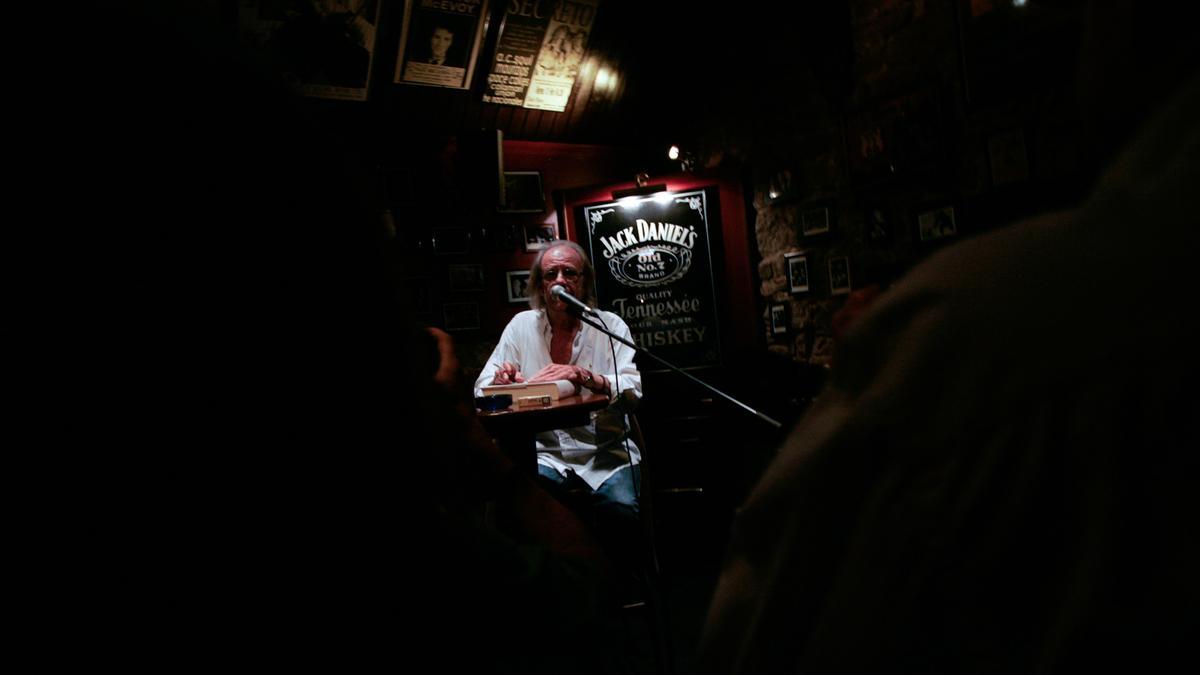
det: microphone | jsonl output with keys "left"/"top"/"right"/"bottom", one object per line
{"left": 550, "top": 285, "right": 597, "bottom": 315}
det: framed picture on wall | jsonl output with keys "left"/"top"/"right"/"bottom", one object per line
{"left": 917, "top": 206, "right": 957, "bottom": 241}
{"left": 394, "top": 0, "right": 491, "bottom": 90}
{"left": 447, "top": 264, "right": 484, "bottom": 291}
{"left": 523, "top": 223, "right": 558, "bottom": 252}
{"left": 505, "top": 270, "right": 531, "bottom": 304}
{"left": 785, "top": 253, "right": 810, "bottom": 293}
{"left": 499, "top": 171, "right": 545, "bottom": 213}
{"left": 770, "top": 303, "right": 789, "bottom": 335}
{"left": 801, "top": 207, "right": 831, "bottom": 236}
{"left": 828, "top": 256, "right": 851, "bottom": 295}
{"left": 864, "top": 202, "right": 893, "bottom": 246}
{"left": 237, "top": 0, "right": 383, "bottom": 102}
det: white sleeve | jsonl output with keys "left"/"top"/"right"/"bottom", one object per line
{"left": 601, "top": 314, "right": 641, "bottom": 405}
{"left": 474, "top": 320, "right": 521, "bottom": 397}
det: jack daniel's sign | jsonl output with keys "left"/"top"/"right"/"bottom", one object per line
{"left": 597, "top": 217, "right": 698, "bottom": 286}
{"left": 582, "top": 189, "right": 722, "bottom": 368}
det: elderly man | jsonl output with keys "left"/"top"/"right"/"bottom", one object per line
{"left": 475, "top": 240, "right": 642, "bottom": 524}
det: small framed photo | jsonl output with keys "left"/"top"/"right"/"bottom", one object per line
{"left": 523, "top": 223, "right": 559, "bottom": 252}
{"left": 801, "top": 207, "right": 831, "bottom": 236}
{"left": 828, "top": 256, "right": 851, "bottom": 295}
{"left": 865, "top": 202, "right": 892, "bottom": 246}
{"left": 433, "top": 227, "right": 471, "bottom": 255}
{"left": 505, "top": 270, "right": 531, "bottom": 304}
{"left": 499, "top": 171, "right": 546, "bottom": 213}
{"left": 770, "top": 303, "right": 789, "bottom": 335}
{"left": 447, "top": 264, "right": 484, "bottom": 292}
{"left": 442, "top": 301, "right": 480, "bottom": 332}
{"left": 917, "top": 206, "right": 957, "bottom": 241}
{"left": 785, "top": 253, "right": 810, "bottom": 293}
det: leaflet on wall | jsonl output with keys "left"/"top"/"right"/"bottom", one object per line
{"left": 482, "top": 0, "right": 599, "bottom": 112}
{"left": 237, "top": 0, "right": 383, "bottom": 102}
{"left": 394, "top": 0, "right": 490, "bottom": 89}
{"left": 580, "top": 188, "right": 723, "bottom": 369}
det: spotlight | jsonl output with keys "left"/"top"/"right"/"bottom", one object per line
{"left": 667, "top": 145, "right": 680, "bottom": 161}
{"left": 612, "top": 178, "right": 668, "bottom": 200}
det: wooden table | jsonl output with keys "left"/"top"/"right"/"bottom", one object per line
{"left": 477, "top": 393, "right": 610, "bottom": 473}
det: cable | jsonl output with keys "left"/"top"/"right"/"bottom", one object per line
{"left": 592, "top": 310, "right": 638, "bottom": 503}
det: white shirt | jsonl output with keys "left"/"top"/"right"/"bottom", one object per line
{"left": 474, "top": 308, "right": 642, "bottom": 490}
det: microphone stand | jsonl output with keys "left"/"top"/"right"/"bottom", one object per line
{"left": 578, "top": 313, "right": 782, "bottom": 429}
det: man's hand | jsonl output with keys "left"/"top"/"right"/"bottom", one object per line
{"left": 528, "top": 363, "right": 582, "bottom": 385}
{"left": 492, "top": 361, "right": 525, "bottom": 385}
{"left": 527, "top": 363, "right": 609, "bottom": 395}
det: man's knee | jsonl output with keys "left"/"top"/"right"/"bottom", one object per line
{"left": 594, "top": 466, "right": 641, "bottom": 519}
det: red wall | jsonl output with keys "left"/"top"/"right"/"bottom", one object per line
{"left": 481, "top": 140, "right": 641, "bottom": 335}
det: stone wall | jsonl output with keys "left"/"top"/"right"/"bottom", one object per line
{"left": 738, "top": 0, "right": 1087, "bottom": 366}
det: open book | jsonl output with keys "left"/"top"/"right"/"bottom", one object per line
{"left": 480, "top": 379, "right": 575, "bottom": 401}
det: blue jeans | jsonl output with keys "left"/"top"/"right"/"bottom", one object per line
{"left": 538, "top": 463, "right": 644, "bottom": 572}
{"left": 536, "top": 462, "right": 641, "bottom": 521}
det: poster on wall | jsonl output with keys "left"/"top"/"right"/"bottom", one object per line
{"left": 394, "top": 0, "right": 490, "bottom": 89}
{"left": 580, "top": 188, "right": 722, "bottom": 369}
{"left": 237, "top": 0, "right": 382, "bottom": 102}
{"left": 482, "top": 0, "right": 599, "bottom": 111}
